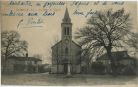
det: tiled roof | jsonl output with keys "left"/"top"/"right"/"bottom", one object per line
{"left": 8, "top": 56, "right": 42, "bottom": 61}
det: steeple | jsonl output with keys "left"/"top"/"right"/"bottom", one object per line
{"left": 62, "top": 8, "right": 71, "bottom": 23}
{"left": 61, "top": 8, "right": 72, "bottom": 40}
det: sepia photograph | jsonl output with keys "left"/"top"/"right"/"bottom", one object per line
{"left": 1, "top": 0, "right": 138, "bottom": 86}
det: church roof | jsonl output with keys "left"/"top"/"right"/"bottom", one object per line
{"left": 51, "top": 40, "right": 62, "bottom": 48}
{"left": 62, "top": 8, "right": 71, "bottom": 23}
{"left": 64, "top": 8, "right": 70, "bottom": 19}
{"left": 51, "top": 40, "right": 81, "bottom": 49}
{"left": 72, "top": 40, "right": 81, "bottom": 48}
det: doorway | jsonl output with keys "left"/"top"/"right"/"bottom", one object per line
{"left": 64, "top": 63, "right": 68, "bottom": 74}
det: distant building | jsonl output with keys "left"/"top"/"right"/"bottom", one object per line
{"left": 4, "top": 54, "right": 42, "bottom": 73}
{"left": 96, "top": 51, "right": 136, "bottom": 65}
{"left": 39, "top": 64, "right": 51, "bottom": 73}
{"left": 96, "top": 51, "right": 137, "bottom": 74}
{"left": 51, "top": 8, "right": 81, "bottom": 74}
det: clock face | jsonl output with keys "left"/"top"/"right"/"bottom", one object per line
{"left": 65, "top": 39, "right": 69, "bottom": 44}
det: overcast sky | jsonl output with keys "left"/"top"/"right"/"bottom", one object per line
{"left": 1, "top": 1, "right": 137, "bottom": 63}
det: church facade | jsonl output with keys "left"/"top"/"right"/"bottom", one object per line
{"left": 51, "top": 8, "right": 81, "bottom": 74}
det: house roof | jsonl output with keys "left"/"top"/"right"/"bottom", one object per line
{"left": 8, "top": 56, "right": 42, "bottom": 61}
{"left": 96, "top": 51, "right": 135, "bottom": 61}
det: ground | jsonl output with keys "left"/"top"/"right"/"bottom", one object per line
{"left": 1, "top": 73, "right": 138, "bottom": 86}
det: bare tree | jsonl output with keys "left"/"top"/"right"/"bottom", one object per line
{"left": 75, "top": 8, "right": 135, "bottom": 76}
{"left": 127, "top": 32, "right": 138, "bottom": 58}
{"left": 1, "top": 31, "right": 28, "bottom": 72}
{"left": 127, "top": 32, "right": 138, "bottom": 51}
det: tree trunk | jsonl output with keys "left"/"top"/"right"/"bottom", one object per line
{"left": 3, "top": 55, "right": 8, "bottom": 73}
{"left": 3, "top": 59, "right": 8, "bottom": 73}
{"left": 57, "top": 61, "right": 59, "bottom": 74}
{"left": 106, "top": 47, "right": 117, "bottom": 76}
{"left": 87, "top": 62, "right": 90, "bottom": 74}
{"left": 3, "top": 46, "right": 9, "bottom": 73}
{"left": 57, "top": 59, "right": 58, "bottom": 74}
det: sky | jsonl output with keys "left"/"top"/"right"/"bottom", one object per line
{"left": 1, "top": 1, "right": 137, "bottom": 63}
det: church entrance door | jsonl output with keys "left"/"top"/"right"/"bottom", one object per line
{"left": 64, "top": 63, "right": 68, "bottom": 74}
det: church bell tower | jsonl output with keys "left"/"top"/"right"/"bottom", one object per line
{"left": 61, "top": 8, "right": 72, "bottom": 75}
{"left": 61, "top": 8, "right": 72, "bottom": 41}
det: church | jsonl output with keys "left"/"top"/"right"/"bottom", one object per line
{"left": 51, "top": 8, "right": 81, "bottom": 74}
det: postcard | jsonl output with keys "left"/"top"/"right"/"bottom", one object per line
{"left": 1, "top": 0, "right": 138, "bottom": 86}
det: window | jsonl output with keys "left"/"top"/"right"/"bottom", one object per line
{"left": 65, "top": 47, "right": 68, "bottom": 55}
{"left": 64, "top": 27, "right": 66, "bottom": 35}
{"left": 66, "top": 27, "right": 69, "bottom": 35}
{"left": 32, "top": 61, "right": 34, "bottom": 65}
{"left": 64, "top": 27, "right": 69, "bottom": 35}
{"left": 123, "top": 52, "right": 127, "bottom": 57}
{"left": 35, "top": 61, "right": 37, "bottom": 64}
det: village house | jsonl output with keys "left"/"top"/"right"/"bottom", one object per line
{"left": 4, "top": 53, "right": 42, "bottom": 73}
{"left": 51, "top": 8, "right": 81, "bottom": 74}
{"left": 96, "top": 51, "right": 137, "bottom": 74}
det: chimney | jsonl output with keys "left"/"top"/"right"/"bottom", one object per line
{"left": 26, "top": 53, "right": 28, "bottom": 57}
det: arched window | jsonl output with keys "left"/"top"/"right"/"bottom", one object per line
{"left": 64, "top": 27, "right": 69, "bottom": 35}
{"left": 67, "top": 27, "right": 69, "bottom": 35}
{"left": 65, "top": 47, "right": 68, "bottom": 55}
{"left": 64, "top": 27, "right": 66, "bottom": 35}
